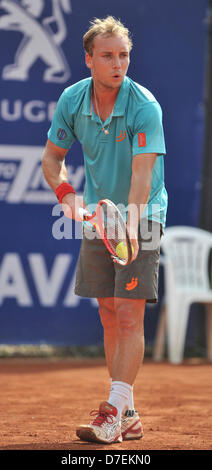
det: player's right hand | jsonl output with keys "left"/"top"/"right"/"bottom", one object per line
{"left": 61, "top": 193, "right": 86, "bottom": 222}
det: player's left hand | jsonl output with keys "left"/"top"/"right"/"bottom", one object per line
{"left": 126, "top": 224, "right": 139, "bottom": 262}
{"left": 129, "top": 236, "right": 139, "bottom": 262}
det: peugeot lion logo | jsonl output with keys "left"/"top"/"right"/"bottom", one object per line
{"left": 0, "top": 0, "right": 72, "bottom": 83}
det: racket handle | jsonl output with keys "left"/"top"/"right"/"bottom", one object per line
{"left": 78, "top": 207, "right": 93, "bottom": 221}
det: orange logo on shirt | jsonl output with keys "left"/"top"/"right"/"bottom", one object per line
{"left": 138, "top": 132, "right": 146, "bottom": 147}
{"left": 125, "top": 277, "right": 138, "bottom": 291}
{"left": 116, "top": 130, "right": 126, "bottom": 142}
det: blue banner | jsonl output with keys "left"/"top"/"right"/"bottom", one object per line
{"left": 0, "top": 0, "right": 208, "bottom": 346}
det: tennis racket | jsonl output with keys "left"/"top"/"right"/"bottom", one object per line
{"left": 79, "top": 199, "right": 133, "bottom": 266}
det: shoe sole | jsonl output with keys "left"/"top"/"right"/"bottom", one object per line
{"left": 76, "top": 426, "right": 122, "bottom": 444}
{"left": 122, "top": 433, "right": 143, "bottom": 441}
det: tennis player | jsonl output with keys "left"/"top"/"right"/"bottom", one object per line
{"left": 42, "top": 16, "right": 167, "bottom": 444}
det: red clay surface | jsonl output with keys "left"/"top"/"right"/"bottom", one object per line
{"left": 0, "top": 358, "right": 211, "bottom": 450}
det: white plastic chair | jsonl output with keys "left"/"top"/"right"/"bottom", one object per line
{"left": 153, "top": 226, "right": 212, "bottom": 364}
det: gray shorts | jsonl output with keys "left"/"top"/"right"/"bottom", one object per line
{"left": 75, "top": 220, "right": 162, "bottom": 302}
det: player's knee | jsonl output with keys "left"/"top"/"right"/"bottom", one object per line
{"left": 115, "top": 301, "right": 144, "bottom": 335}
{"left": 99, "top": 308, "right": 117, "bottom": 331}
{"left": 98, "top": 298, "right": 116, "bottom": 330}
{"left": 117, "top": 310, "right": 137, "bottom": 333}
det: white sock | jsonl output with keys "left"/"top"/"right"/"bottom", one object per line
{"left": 110, "top": 378, "right": 134, "bottom": 412}
{"left": 127, "top": 386, "right": 135, "bottom": 410}
{"left": 108, "top": 380, "right": 133, "bottom": 421}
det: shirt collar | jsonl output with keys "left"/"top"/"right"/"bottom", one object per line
{"left": 82, "top": 78, "right": 93, "bottom": 116}
{"left": 82, "top": 76, "right": 130, "bottom": 117}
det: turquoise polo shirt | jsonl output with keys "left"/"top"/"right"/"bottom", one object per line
{"left": 48, "top": 76, "right": 168, "bottom": 227}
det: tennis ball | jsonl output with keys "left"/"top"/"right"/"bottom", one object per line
{"left": 116, "top": 242, "right": 134, "bottom": 259}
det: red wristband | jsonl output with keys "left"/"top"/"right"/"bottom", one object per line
{"left": 55, "top": 182, "right": 76, "bottom": 203}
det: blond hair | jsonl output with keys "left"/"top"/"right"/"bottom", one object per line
{"left": 83, "top": 16, "right": 133, "bottom": 56}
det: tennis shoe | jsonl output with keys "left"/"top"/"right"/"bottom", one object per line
{"left": 76, "top": 401, "right": 122, "bottom": 444}
{"left": 121, "top": 409, "right": 144, "bottom": 440}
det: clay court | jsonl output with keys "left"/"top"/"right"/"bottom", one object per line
{"left": 0, "top": 358, "right": 211, "bottom": 451}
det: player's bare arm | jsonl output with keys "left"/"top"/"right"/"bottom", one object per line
{"left": 127, "top": 153, "right": 157, "bottom": 260}
{"left": 42, "top": 139, "right": 68, "bottom": 188}
{"left": 42, "top": 139, "right": 85, "bottom": 221}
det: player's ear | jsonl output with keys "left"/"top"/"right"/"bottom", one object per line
{"left": 85, "top": 53, "right": 92, "bottom": 70}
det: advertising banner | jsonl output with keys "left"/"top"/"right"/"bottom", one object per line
{"left": 0, "top": 0, "right": 207, "bottom": 345}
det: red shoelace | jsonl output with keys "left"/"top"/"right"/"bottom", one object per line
{"left": 90, "top": 410, "right": 114, "bottom": 427}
